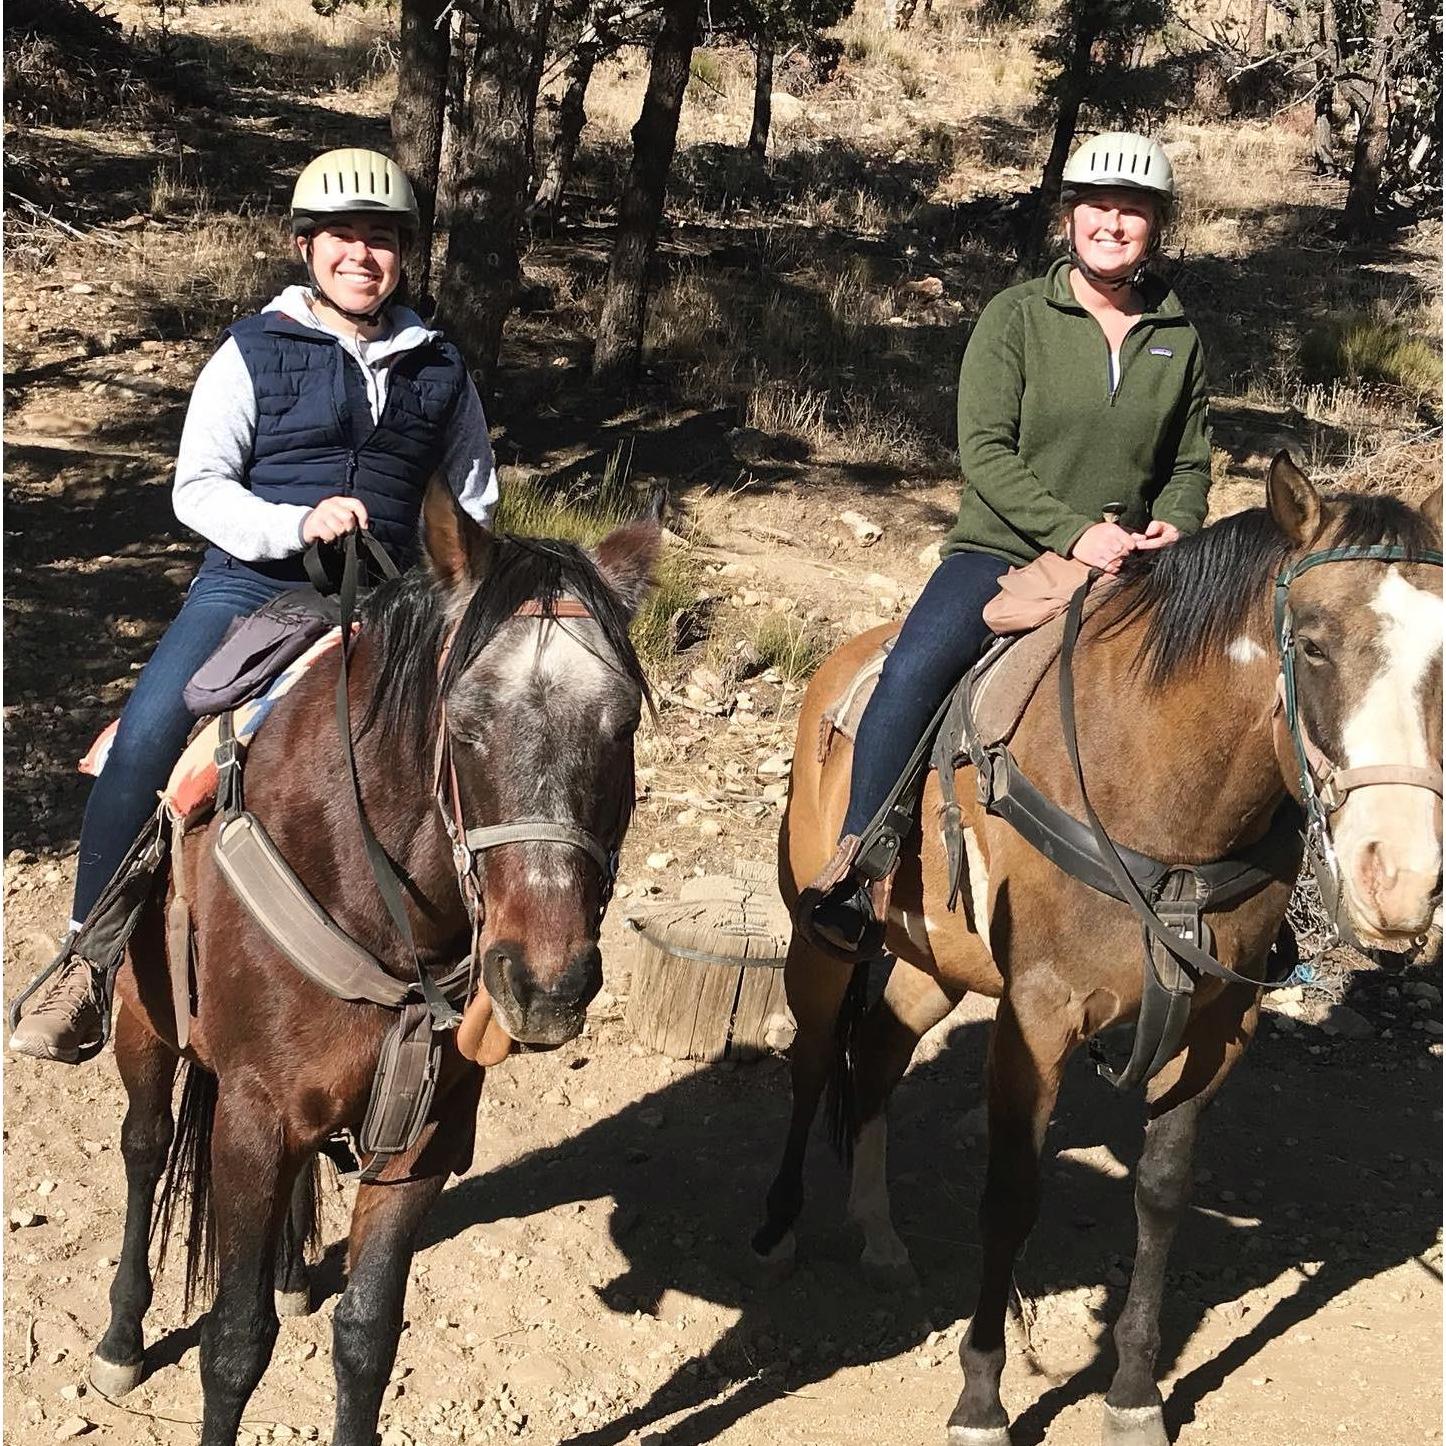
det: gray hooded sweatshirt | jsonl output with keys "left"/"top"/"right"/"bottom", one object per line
{"left": 172, "top": 285, "right": 499, "bottom": 562}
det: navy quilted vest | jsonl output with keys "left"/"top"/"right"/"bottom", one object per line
{"left": 203, "top": 311, "right": 468, "bottom": 583}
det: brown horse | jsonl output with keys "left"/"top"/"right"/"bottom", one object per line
{"left": 88, "top": 483, "right": 659, "bottom": 1446}
{"left": 754, "top": 456, "right": 1442, "bottom": 1445}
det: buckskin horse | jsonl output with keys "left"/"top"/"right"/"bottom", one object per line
{"left": 87, "top": 483, "right": 659, "bottom": 1446}
{"left": 753, "top": 456, "right": 1442, "bottom": 1444}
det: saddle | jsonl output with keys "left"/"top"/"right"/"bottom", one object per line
{"left": 818, "top": 585, "right": 1115, "bottom": 761}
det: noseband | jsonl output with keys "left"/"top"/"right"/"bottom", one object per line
{"left": 1273, "top": 543, "right": 1445, "bottom": 946}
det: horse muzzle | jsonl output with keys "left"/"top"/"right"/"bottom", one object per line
{"left": 480, "top": 939, "right": 602, "bottom": 1047}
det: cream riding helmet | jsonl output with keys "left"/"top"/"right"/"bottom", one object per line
{"left": 290, "top": 148, "right": 420, "bottom": 322}
{"left": 1059, "top": 132, "right": 1176, "bottom": 289}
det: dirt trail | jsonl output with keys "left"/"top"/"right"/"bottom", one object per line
{"left": 3, "top": 347, "right": 1442, "bottom": 1446}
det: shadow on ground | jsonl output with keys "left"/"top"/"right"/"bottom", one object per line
{"left": 362, "top": 974, "right": 1442, "bottom": 1446}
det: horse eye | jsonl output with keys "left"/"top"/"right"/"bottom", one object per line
{"left": 1299, "top": 636, "right": 1329, "bottom": 664}
{"left": 610, "top": 715, "right": 641, "bottom": 742}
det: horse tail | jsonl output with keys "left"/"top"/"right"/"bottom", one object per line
{"left": 824, "top": 960, "right": 871, "bottom": 1169}
{"left": 153, "top": 1062, "right": 218, "bottom": 1315}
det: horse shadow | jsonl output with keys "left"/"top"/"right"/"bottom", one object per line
{"left": 394, "top": 984, "right": 1440, "bottom": 1446}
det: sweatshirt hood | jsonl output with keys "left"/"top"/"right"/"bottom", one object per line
{"left": 262, "top": 285, "right": 441, "bottom": 361}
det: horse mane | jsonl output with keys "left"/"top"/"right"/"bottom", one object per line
{"left": 357, "top": 535, "right": 652, "bottom": 753}
{"left": 1106, "top": 491, "right": 1437, "bottom": 685}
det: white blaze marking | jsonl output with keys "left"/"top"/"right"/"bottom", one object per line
{"left": 491, "top": 619, "right": 614, "bottom": 697}
{"left": 847, "top": 1116, "right": 911, "bottom": 1270}
{"left": 1334, "top": 569, "right": 1443, "bottom": 915}
{"left": 1227, "top": 636, "right": 1266, "bottom": 665}
{"left": 1342, "top": 571, "right": 1442, "bottom": 773}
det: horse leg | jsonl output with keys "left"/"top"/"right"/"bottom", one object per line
{"left": 199, "top": 1084, "right": 299, "bottom": 1446}
{"left": 948, "top": 997, "right": 1070, "bottom": 1445}
{"left": 331, "top": 1080, "right": 481, "bottom": 1446}
{"left": 91, "top": 1006, "right": 177, "bottom": 1397}
{"left": 750, "top": 935, "right": 864, "bottom": 1272}
{"left": 1101, "top": 991, "right": 1259, "bottom": 1446}
{"left": 274, "top": 1161, "right": 317, "bottom": 1317}
{"left": 846, "top": 960, "right": 958, "bottom": 1282}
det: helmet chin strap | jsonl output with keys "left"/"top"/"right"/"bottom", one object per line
{"left": 1065, "top": 215, "right": 1154, "bottom": 292}
{"left": 301, "top": 241, "right": 390, "bottom": 327}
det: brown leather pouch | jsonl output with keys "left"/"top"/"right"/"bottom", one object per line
{"left": 981, "top": 553, "right": 1094, "bottom": 635}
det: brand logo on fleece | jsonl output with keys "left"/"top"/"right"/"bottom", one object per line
{"left": 1149, "top": 347, "right": 1173, "bottom": 357}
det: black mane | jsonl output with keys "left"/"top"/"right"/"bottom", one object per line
{"left": 1107, "top": 491, "right": 1437, "bottom": 684}
{"left": 358, "top": 535, "right": 651, "bottom": 752}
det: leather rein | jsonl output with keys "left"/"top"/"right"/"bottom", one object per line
{"left": 332, "top": 534, "right": 622, "bottom": 1031}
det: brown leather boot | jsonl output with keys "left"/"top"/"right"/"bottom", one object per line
{"left": 794, "top": 835, "right": 896, "bottom": 963}
{"left": 9, "top": 947, "right": 105, "bottom": 1064}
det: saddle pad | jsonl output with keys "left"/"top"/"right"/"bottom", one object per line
{"left": 77, "top": 630, "right": 346, "bottom": 820}
{"left": 823, "top": 584, "right": 1115, "bottom": 756}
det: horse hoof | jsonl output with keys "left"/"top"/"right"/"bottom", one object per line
{"left": 1100, "top": 1403, "right": 1168, "bottom": 1446}
{"left": 946, "top": 1427, "right": 1012, "bottom": 1445}
{"left": 89, "top": 1352, "right": 143, "bottom": 1398}
{"left": 859, "top": 1253, "right": 920, "bottom": 1293}
{"left": 275, "top": 1287, "right": 312, "bottom": 1318}
{"left": 749, "top": 1230, "right": 797, "bottom": 1286}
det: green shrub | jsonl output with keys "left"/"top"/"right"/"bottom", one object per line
{"left": 751, "top": 613, "right": 830, "bottom": 683}
{"left": 1300, "top": 313, "right": 1442, "bottom": 398}
{"left": 494, "top": 448, "right": 695, "bottom": 665}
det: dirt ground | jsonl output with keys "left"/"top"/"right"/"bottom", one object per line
{"left": 4, "top": 7, "right": 1443, "bottom": 1438}
{"left": 4, "top": 325, "right": 1443, "bottom": 1446}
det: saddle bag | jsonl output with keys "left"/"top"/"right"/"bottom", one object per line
{"left": 981, "top": 552, "right": 1093, "bottom": 635}
{"left": 182, "top": 587, "right": 342, "bottom": 718}
{"left": 358, "top": 1003, "right": 443, "bottom": 1160}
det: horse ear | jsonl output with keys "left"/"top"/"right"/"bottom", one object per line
{"left": 422, "top": 475, "right": 493, "bottom": 593}
{"left": 593, "top": 513, "right": 662, "bottom": 619}
{"left": 1267, "top": 451, "right": 1323, "bottom": 546}
{"left": 1419, "top": 484, "right": 1442, "bottom": 537}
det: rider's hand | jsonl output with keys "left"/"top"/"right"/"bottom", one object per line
{"left": 1069, "top": 521, "right": 1137, "bottom": 574}
{"left": 1131, "top": 519, "right": 1181, "bottom": 552}
{"left": 302, "top": 496, "right": 369, "bottom": 545}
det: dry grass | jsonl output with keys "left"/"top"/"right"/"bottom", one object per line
{"left": 111, "top": 0, "right": 396, "bottom": 97}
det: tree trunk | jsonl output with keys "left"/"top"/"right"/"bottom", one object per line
{"left": 391, "top": 0, "right": 453, "bottom": 305}
{"left": 1026, "top": 14, "right": 1096, "bottom": 264}
{"left": 438, "top": 0, "right": 555, "bottom": 387}
{"left": 534, "top": 25, "right": 603, "bottom": 214}
{"left": 591, "top": 0, "right": 701, "bottom": 388}
{"left": 1310, "top": 0, "right": 1341, "bottom": 172}
{"left": 1341, "top": 0, "right": 1401, "bottom": 236}
{"left": 747, "top": 33, "right": 773, "bottom": 158}
{"left": 1245, "top": 0, "right": 1268, "bottom": 55}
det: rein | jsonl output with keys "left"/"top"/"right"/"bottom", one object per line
{"left": 1272, "top": 543, "right": 1445, "bottom": 947}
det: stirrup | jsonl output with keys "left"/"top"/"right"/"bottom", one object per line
{"left": 7, "top": 934, "right": 116, "bottom": 1064}
{"left": 794, "top": 836, "right": 893, "bottom": 963}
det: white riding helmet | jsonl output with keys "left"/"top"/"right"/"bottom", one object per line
{"left": 1061, "top": 132, "right": 1175, "bottom": 210}
{"left": 290, "top": 148, "right": 419, "bottom": 237}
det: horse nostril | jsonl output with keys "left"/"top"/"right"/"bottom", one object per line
{"left": 483, "top": 945, "right": 530, "bottom": 1007}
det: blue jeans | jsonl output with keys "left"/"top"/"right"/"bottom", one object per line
{"left": 71, "top": 566, "right": 294, "bottom": 922}
{"left": 841, "top": 550, "right": 1011, "bottom": 839}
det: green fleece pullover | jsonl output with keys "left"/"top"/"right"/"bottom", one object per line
{"left": 944, "top": 257, "right": 1212, "bottom": 567}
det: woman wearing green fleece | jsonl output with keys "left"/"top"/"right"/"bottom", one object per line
{"left": 810, "top": 131, "right": 1211, "bottom": 956}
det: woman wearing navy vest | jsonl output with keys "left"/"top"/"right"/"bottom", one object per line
{"left": 11, "top": 148, "right": 499, "bottom": 1063}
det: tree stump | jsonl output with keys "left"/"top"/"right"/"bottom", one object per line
{"left": 623, "top": 859, "right": 793, "bottom": 1062}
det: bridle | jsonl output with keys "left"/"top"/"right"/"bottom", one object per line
{"left": 430, "top": 597, "right": 623, "bottom": 1017}
{"left": 333, "top": 534, "right": 626, "bottom": 1031}
{"left": 1273, "top": 542, "right": 1445, "bottom": 947}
